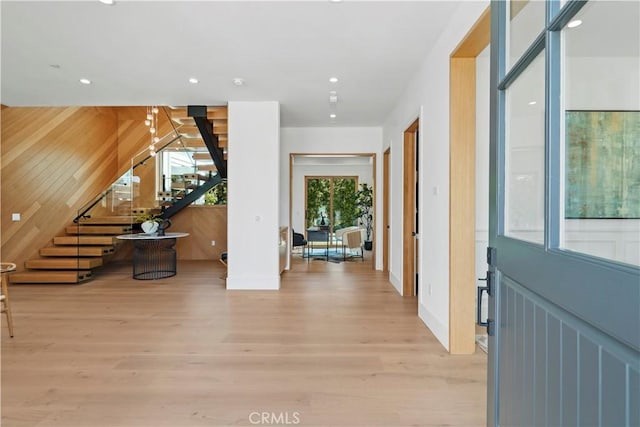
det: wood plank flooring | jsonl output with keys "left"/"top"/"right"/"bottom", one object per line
{"left": 1, "top": 258, "right": 486, "bottom": 427}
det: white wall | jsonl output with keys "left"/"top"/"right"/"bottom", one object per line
{"left": 280, "top": 127, "right": 383, "bottom": 268}
{"left": 227, "top": 101, "right": 281, "bottom": 290}
{"left": 382, "top": 1, "right": 489, "bottom": 350}
{"left": 562, "top": 56, "right": 640, "bottom": 265}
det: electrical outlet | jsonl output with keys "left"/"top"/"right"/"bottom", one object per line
{"left": 211, "top": 240, "right": 216, "bottom": 246}
{"left": 11, "top": 213, "right": 20, "bottom": 221}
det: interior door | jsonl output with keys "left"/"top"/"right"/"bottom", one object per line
{"left": 486, "top": 2, "right": 640, "bottom": 426}
{"left": 403, "top": 120, "right": 419, "bottom": 297}
{"left": 383, "top": 149, "right": 390, "bottom": 274}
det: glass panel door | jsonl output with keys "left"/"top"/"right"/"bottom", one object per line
{"left": 305, "top": 177, "right": 331, "bottom": 229}
{"left": 332, "top": 178, "right": 358, "bottom": 231}
{"left": 488, "top": 1, "right": 640, "bottom": 426}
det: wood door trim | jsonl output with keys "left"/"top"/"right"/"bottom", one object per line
{"left": 448, "top": 6, "right": 490, "bottom": 355}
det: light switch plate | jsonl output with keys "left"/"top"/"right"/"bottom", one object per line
{"left": 11, "top": 213, "right": 20, "bottom": 221}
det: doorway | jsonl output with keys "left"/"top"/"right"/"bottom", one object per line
{"left": 403, "top": 120, "right": 419, "bottom": 297}
{"left": 448, "top": 6, "right": 490, "bottom": 355}
{"left": 289, "top": 153, "right": 377, "bottom": 268}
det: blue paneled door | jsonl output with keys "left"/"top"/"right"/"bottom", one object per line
{"left": 486, "top": 1, "right": 640, "bottom": 426}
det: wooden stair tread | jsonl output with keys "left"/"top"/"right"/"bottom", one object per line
{"left": 170, "top": 106, "right": 227, "bottom": 122}
{"left": 10, "top": 271, "right": 92, "bottom": 284}
{"left": 66, "top": 225, "right": 132, "bottom": 235}
{"left": 54, "top": 236, "right": 116, "bottom": 246}
{"left": 77, "top": 216, "right": 135, "bottom": 225}
{"left": 40, "top": 246, "right": 114, "bottom": 257}
{"left": 197, "top": 164, "right": 217, "bottom": 171}
{"left": 192, "top": 152, "right": 212, "bottom": 161}
{"left": 25, "top": 258, "right": 103, "bottom": 270}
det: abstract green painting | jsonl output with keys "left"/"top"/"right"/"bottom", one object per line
{"left": 565, "top": 111, "right": 640, "bottom": 218}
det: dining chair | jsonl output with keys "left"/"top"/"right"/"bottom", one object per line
{"left": 1, "top": 262, "right": 16, "bottom": 337}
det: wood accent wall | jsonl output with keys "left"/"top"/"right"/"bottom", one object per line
{"left": 0, "top": 106, "right": 178, "bottom": 270}
{"left": 1, "top": 107, "right": 119, "bottom": 270}
{"left": 170, "top": 206, "right": 227, "bottom": 260}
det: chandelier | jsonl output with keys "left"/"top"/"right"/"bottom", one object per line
{"left": 145, "top": 106, "right": 160, "bottom": 156}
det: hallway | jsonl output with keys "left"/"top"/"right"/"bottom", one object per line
{"left": 2, "top": 260, "right": 486, "bottom": 426}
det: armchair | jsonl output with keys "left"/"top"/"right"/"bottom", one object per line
{"left": 342, "top": 229, "right": 364, "bottom": 261}
{"left": 292, "top": 230, "right": 308, "bottom": 260}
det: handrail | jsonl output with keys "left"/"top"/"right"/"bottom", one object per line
{"left": 74, "top": 187, "right": 115, "bottom": 222}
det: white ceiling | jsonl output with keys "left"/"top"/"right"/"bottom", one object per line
{"left": 1, "top": 0, "right": 464, "bottom": 127}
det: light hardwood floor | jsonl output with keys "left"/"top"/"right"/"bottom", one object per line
{"left": 2, "top": 257, "right": 486, "bottom": 427}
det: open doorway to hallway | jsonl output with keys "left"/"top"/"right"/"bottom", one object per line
{"left": 289, "top": 153, "right": 376, "bottom": 268}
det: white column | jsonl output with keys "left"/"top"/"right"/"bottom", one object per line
{"left": 227, "top": 101, "right": 281, "bottom": 290}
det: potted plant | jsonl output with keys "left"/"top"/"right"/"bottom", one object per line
{"left": 204, "top": 180, "right": 227, "bottom": 205}
{"left": 355, "top": 182, "right": 374, "bottom": 250}
{"left": 135, "top": 212, "right": 162, "bottom": 234}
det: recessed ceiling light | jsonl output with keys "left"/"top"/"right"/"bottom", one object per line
{"left": 567, "top": 19, "right": 582, "bottom": 28}
{"left": 49, "top": 64, "right": 61, "bottom": 69}
{"left": 98, "top": 0, "right": 115, "bottom": 5}
{"left": 329, "top": 0, "right": 343, "bottom": 3}
{"left": 189, "top": 77, "right": 199, "bottom": 84}
{"left": 233, "top": 77, "right": 245, "bottom": 86}
{"left": 79, "top": 78, "right": 91, "bottom": 85}
{"left": 330, "top": 114, "right": 337, "bottom": 119}
{"left": 329, "top": 77, "right": 339, "bottom": 83}
{"left": 528, "top": 101, "right": 537, "bottom": 105}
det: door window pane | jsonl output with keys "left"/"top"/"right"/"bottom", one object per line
{"left": 306, "top": 178, "right": 331, "bottom": 229}
{"left": 561, "top": 1, "right": 640, "bottom": 266}
{"left": 332, "top": 178, "right": 358, "bottom": 230}
{"left": 507, "top": 0, "right": 546, "bottom": 69}
{"left": 505, "top": 51, "right": 546, "bottom": 244}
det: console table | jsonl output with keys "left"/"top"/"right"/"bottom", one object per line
{"left": 116, "top": 232, "right": 189, "bottom": 280}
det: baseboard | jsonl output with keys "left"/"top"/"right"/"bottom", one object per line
{"left": 389, "top": 271, "right": 402, "bottom": 295}
{"left": 226, "top": 275, "right": 280, "bottom": 290}
{"left": 418, "top": 302, "right": 449, "bottom": 351}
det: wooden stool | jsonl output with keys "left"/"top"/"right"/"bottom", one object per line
{"left": 1, "top": 262, "right": 16, "bottom": 337}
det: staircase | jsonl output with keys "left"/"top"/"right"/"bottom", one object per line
{"left": 10, "top": 217, "right": 133, "bottom": 284}
{"left": 10, "top": 105, "right": 228, "bottom": 285}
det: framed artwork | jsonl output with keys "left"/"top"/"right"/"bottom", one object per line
{"left": 565, "top": 110, "right": 640, "bottom": 219}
